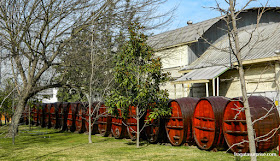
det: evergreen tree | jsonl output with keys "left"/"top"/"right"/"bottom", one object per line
{"left": 106, "top": 23, "right": 170, "bottom": 147}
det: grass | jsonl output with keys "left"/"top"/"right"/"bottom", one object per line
{"left": 0, "top": 125, "right": 279, "bottom": 161}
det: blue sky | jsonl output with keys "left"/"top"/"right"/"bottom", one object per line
{"left": 154, "top": 0, "right": 280, "bottom": 34}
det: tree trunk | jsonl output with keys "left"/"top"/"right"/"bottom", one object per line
{"left": 136, "top": 106, "right": 140, "bottom": 148}
{"left": 238, "top": 65, "right": 256, "bottom": 160}
{"left": 89, "top": 13, "right": 95, "bottom": 144}
{"left": 228, "top": 1, "right": 256, "bottom": 160}
{"left": 88, "top": 95, "right": 92, "bottom": 144}
{"left": 6, "top": 98, "right": 27, "bottom": 144}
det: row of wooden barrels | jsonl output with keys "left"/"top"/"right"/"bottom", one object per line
{"left": 21, "top": 102, "right": 108, "bottom": 135}
{"left": 21, "top": 96, "right": 280, "bottom": 153}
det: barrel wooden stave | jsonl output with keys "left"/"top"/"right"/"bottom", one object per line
{"left": 145, "top": 109, "right": 166, "bottom": 144}
{"left": 111, "top": 109, "right": 128, "bottom": 139}
{"left": 223, "top": 96, "right": 280, "bottom": 153}
{"left": 97, "top": 104, "right": 112, "bottom": 137}
{"left": 193, "top": 96, "right": 228, "bottom": 150}
{"left": 165, "top": 97, "right": 199, "bottom": 146}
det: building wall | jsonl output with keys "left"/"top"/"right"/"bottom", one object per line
{"left": 156, "top": 45, "right": 189, "bottom": 69}
{"left": 37, "top": 88, "right": 58, "bottom": 103}
{"left": 161, "top": 62, "right": 279, "bottom": 100}
{"left": 175, "top": 62, "right": 279, "bottom": 101}
{"left": 219, "top": 63, "right": 277, "bottom": 99}
{"left": 220, "top": 62, "right": 280, "bottom": 115}
{"left": 161, "top": 67, "right": 183, "bottom": 99}
{"left": 156, "top": 44, "right": 207, "bottom": 99}
{"left": 155, "top": 45, "right": 190, "bottom": 99}
{"left": 42, "top": 88, "right": 58, "bottom": 103}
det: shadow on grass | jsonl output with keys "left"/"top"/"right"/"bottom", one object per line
{"left": 2, "top": 128, "right": 77, "bottom": 149}
{"left": 32, "top": 143, "right": 88, "bottom": 160}
{"left": 31, "top": 136, "right": 115, "bottom": 160}
{"left": 93, "top": 137, "right": 113, "bottom": 143}
{"left": 125, "top": 140, "right": 149, "bottom": 147}
{"left": 3, "top": 126, "right": 114, "bottom": 146}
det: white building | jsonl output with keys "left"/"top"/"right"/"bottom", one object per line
{"left": 148, "top": 7, "right": 280, "bottom": 104}
{"left": 37, "top": 88, "right": 58, "bottom": 103}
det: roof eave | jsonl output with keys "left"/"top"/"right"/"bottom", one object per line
{"left": 180, "top": 56, "right": 280, "bottom": 73}
{"left": 154, "top": 40, "right": 198, "bottom": 52}
{"left": 172, "top": 79, "right": 210, "bottom": 84}
{"left": 233, "top": 56, "right": 280, "bottom": 66}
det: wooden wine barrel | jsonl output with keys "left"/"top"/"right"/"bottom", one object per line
{"left": 23, "top": 105, "right": 29, "bottom": 125}
{"left": 22, "top": 104, "right": 36, "bottom": 125}
{"left": 57, "top": 103, "right": 63, "bottom": 129}
{"left": 60, "top": 102, "right": 69, "bottom": 131}
{"left": 97, "top": 103, "right": 112, "bottom": 137}
{"left": 44, "top": 103, "right": 52, "bottom": 128}
{"left": 84, "top": 103, "right": 92, "bottom": 133}
{"left": 111, "top": 108, "right": 128, "bottom": 139}
{"left": 33, "top": 104, "right": 40, "bottom": 126}
{"left": 67, "top": 102, "right": 78, "bottom": 132}
{"left": 38, "top": 104, "right": 44, "bottom": 127}
{"left": 193, "top": 96, "right": 228, "bottom": 150}
{"left": 223, "top": 96, "right": 280, "bottom": 153}
{"left": 165, "top": 97, "right": 199, "bottom": 146}
{"left": 49, "top": 103, "right": 56, "bottom": 128}
{"left": 54, "top": 103, "right": 63, "bottom": 129}
{"left": 84, "top": 102, "right": 100, "bottom": 134}
{"left": 145, "top": 109, "right": 166, "bottom": 144}
{"left": 40, "top": 103, "right": 48, "bottom": 128}
{"left": 75, "top": 103, "right": 86, "bottom": 133}
{"left": 49, "top": 102, "right": 61, "bottom": 129}
{"left": 126, "top": 106, "right": 145, "bottom": 141}
{"left": 30, "top": 104, "right": 36, "bottom": 125}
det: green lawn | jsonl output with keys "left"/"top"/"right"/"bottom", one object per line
{"left": 0, "top": 125, "right": 278, "bottom": 161}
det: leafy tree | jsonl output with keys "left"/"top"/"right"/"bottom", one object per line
{"left": 0, "top": 78, "right": 17, "bottom": 125}
{"left": 0, "top": 90, "right": 13, "bottom": 125}
{"left": 56, "top": 24, "right": 116, "bottom": 143}
{"left": 105, "top": 23, "right": 170, "bottom": 148}
{"left": 58, "top": 26, "right": 115, "bottom": 98}
{"left": 57, "top": 0, "right": 173, "bottom": 143}
{"left": 57, "top": 88, "right": 86, "bottom": 103}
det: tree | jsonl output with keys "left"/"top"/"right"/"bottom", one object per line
{"left": 226, "top": 2, "right": 256, "bottom": 160}
{"left": 57, "top": 6, "right": 117, "bottom": 143}
{"left": 105, "top": 23, "right": 170, "bottom": 148}
{"left": 210, "top": 1, "right": 271, "bottom": 160}
{"left": 0, "top": 78, "right": 17, "bottom": 126}
{"left": 57, "top": 0, "right": 174, "bottom": 143}
{"left": 0, "top": 0, "right": 113, "bottom": 142}
{"left": 57, "top": 88, "right": 85, "bottom": 103}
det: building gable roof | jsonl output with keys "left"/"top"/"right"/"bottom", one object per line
{"left": 180, "top": 22, "right": 280, "bottom": 71}
{"left": 147, "top": 17, "right": 221, "bottom": 50}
